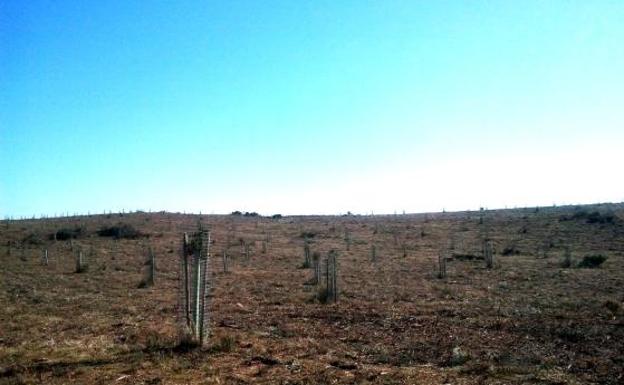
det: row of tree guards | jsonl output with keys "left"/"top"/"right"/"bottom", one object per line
{"left": 438, "top": 239, "right": 495, "bottom": 279}
{"left": 13, "top": 225, "right": 498, "bottom": 348}
{"left": 304, "top": 238, "right": 339, "bottom": 303}
{"left": 179, "top": 229, "right": 211, "bottom": 346}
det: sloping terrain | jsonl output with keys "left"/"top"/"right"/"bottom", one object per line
{"left": 1, "top": 204, "right": 623, "bottom": 384}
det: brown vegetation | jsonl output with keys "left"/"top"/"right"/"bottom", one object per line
{"left": 1, "top": 203, "right": 623, "bottom": 384}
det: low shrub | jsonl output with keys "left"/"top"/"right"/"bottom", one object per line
{"left": 577, "top": 254, "right": 607, "bottom": 268}
{"left": 586, "top": 211, "right": 615, "bottom": 224}
{"left": 604, "top": 300, "right": 620, "bottom": 314}
{"left": 97, "top": 224, "right": 144, "bottom": 239}
{"left": 173, "top": 333, "right": 201, "bottom": 352}
{"left": 501, "top": 246, "right": 519, "bottom": 256}
{"left": 143, "top": 330, "right": 171, "bottom": 351}
{"left": 316, "top": 287, "right": 330, "bottom": 304}
{"left": 448, "top": 347, "right": 470, "bottom": 366}
{"left": 560, "top": 210, "right": 617, "bottom": 224}
{"left": 51, "top": 227, "right": 84, "bottom": 240}
{"left": 560, "top": 254, "right": 573, "bottom": 268}
{"left": 453, "top": 253, "right": 480, "bottom": 261}
{"left": 300, "top": 231, "right": 316, "bottom": 239}
{"left": 22, "top": 233, "right": 44, "bottom": 245}
{"left": 211, "top": 335, "right": 235, "bottom": 353}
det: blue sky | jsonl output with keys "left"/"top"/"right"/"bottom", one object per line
{"left": 1, "top": 1, "right": 623, "bottom": 217}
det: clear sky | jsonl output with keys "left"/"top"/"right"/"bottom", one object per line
{"left": 1, "top": 1, "right": 623, "bottom": 218}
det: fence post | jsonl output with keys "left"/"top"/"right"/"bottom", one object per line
{"left": 303, "top": 238, "right": 311, "bottom": 268}
{"left": 182, "top": 232, "right": 191, "bottom": 326}
{"left": 438, "top": 253, "right": 446, "bottom": 279}
{"left": 146, "top": 247, "right": 155, "bottom": 286}
{"left": 484, "top": 240, "right": 493, "bottom": 269}
{"left": 327, "top": 251, "right": 338, "bottom": 302}
{"left": 312, "top": 252, "right": 320, "bottom": 285}
{"left": 75, "top": 251, "right": 85, "bottom": 273}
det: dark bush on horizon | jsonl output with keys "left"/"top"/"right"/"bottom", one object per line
{"left": 560, "top": 210, "right": 616, "bottom": 224}
{"left": 586, "top": 211, "right": 616, "bottom": 224}
{"left": 97, "top": 224, "right": 144, "bottom": 239}
{"left": 231, "top": 211, "right": 260, "bottom": 217}
{"left": 50, "top": 227, "right": 84, "bottom": 240}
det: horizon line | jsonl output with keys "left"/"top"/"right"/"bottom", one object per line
{"left": 3, "top": 200, "right": 623, "bottom": 222}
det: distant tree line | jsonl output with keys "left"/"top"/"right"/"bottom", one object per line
{"left": 230, "top": 211, "right": 283, "bottom": 219}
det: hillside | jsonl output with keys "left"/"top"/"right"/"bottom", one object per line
{"left": 1, "top": 203, "right": 623, "bottom": 384}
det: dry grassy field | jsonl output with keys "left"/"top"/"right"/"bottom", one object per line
{"left": 1, "top": 204, "right": 623, "bottom": 384}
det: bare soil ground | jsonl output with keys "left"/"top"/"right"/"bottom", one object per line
{"left": 1, "top": 204, "right": 623, "bottom": 384}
